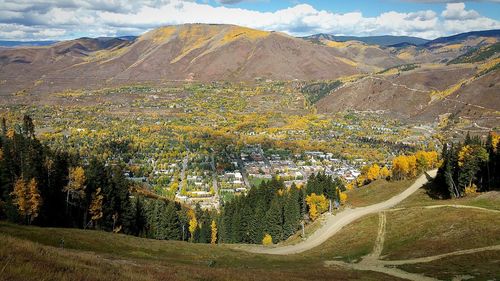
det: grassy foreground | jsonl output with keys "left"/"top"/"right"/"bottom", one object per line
{"left": 0, "top": 221, "right": 400, "bottom": 281}
{"left": 1, "top": 180, "right": 499, "bottom": 281}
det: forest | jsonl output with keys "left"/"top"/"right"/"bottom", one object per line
{"left": 219, "top": 174, "right": 345, "bottom": 244}
{"left": 0, "top": 116, "right": 217, "bottom": 242}
{"left": 433, "top": 132, "right": 500, "bottom": 198}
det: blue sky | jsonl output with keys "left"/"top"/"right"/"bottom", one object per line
{"left": 202, "top": 0, "right": 500, "bottom": 20}
{"left": 0, "top": 0, "right": 499, "bottom": 41}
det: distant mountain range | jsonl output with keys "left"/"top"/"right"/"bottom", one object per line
{"left": 3, "top": 29, "right": 498, "bottom": 49}
{"left": 0, "top": 40, "right": 59, "bottom": 47}
{"left": 0, "top": 36, "right": 137, "bottom": 48}
{"left": 302, "top": 34, "right": 429, "bottom": 46}
{"left": 0, "top": 24, "right": 498, "bottom": 126}
{"left": 303, "top": 30, "right": 500, "bottom": 47}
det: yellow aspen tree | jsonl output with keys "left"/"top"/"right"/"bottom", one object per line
{"left": 210, "top": 220, "right": 217, "bottom": 244}
{"left": 458, "top": 145, "right": 473, "bottom": 167}
{"left": 188, "top": 209, "right": 198, "bottom": 241}
{"left": 89, "top": 188, "right": 104, "bottom": 222}
{"left": 27, "top": 178, "right": 42, "bottom": 224}
{"left": 11, "top": 178, "right": 29, "bottom": 218}
{"left": 65, "top": 166, "right": 86, "bottom": 199}
{"left": 308, "top": 203, "right": 318, "bottom": 221}
{"left": 380, "top": 166, "right": 390, "bottom": 179}
{"left": 366, "top": 164, "right": 380, "bottom": 181}
{"left": 407, "top": 155, "right": 417, "bottom": 178}
{"left": 6, "top": 128, "right": 15, "bottom": 139}
{"left": 262, "top": 233, "right": 273, "bottom": 245}
{"left": 392, "top": 155, "right": 409, "bottom": 180}
{"left": 339, "top": 192, "right": 347, "bottom": 204}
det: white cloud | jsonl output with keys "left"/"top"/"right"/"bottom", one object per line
{"left": 0, "top": 0, "right": 498, "bottom": 40}
{"left": 442, "top": 3, "right": 480, "bottom": 20}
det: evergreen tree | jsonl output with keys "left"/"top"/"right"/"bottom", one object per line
{"left": 283, "top": 184, "right": 301, "bottom": 238}
{"left": 264, "top": 196, "right": 284, "bottom": 243}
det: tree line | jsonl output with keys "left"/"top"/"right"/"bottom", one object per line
{"left": 0, "top": 116, "right": 217, "bottom": 243}
{"left": 433, "top": 132, "right": 500, "bottom": 198}
{"left": 219, "top": 174, "right": 345, "bottom": 244}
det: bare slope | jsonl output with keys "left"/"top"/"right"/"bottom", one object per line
{"left": 0, "top": 24, "right": 358, "bottom": 96}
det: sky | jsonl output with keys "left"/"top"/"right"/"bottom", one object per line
{"left": 0, "top": 0, "right": 499, "bottom": 41}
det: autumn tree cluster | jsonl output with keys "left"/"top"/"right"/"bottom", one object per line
{"left": 392, "top": 150, "right": 438, "bottom": 180}
{"left": 434, "top": 132, "right": 499, "bottom": 198}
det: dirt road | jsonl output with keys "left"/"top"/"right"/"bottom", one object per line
{"left": 241, "top": 170, "right": 437, "bottom": 255}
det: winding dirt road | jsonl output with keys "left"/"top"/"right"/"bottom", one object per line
{"left": 241, "top": 170, "right": 437, "bottom": 255}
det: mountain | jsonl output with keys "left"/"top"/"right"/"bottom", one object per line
{"left": 423, "top": 29, "right": 500, "bottom": 47}
{"left": 0, "top": 40, "right": 58, "bottom": 47}
{"left": 0, "top": 24, "right": 359, "bottom": 96}
{"left": 0, "top": 24, "right": 498, "bottom": 125}
{"left": 303, "top": 34, "right": 429, "bottom": 46}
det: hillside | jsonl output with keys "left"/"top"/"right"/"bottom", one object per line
{"left": 1, "top": 183, "right": 499, "bottom": 281}
{"left": 1, "top": 25, "right": 499, "bottom": 125}
{"left": 303, "top": 34, "right": 429, "bottom": 46}
{"left": 0, "top": 24, "right": 359, "bottom": 96}
{"left": 315, "top": 62, "right": 500, "bottom": 127}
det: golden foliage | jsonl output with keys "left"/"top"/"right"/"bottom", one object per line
{"left": 323, "top": 40, "right": 348, "bottom": 48}
{"left": 221, "top": 26, "right": 269, "bottom": 43}
{"left": 308, "top": 204, "right": 318, "bottom": 221}
{"left": 366, "top": 164, "right": 381, "bottom": 182}
{"left": 65, "top": 166, "right": 86, "bottom": 199}
{"left": 339, "top": 192, "right": 347, "bottom": 204}
{"left": 188, "top": 209, "right": 198, "bottom": 240}
{"left": 6, "top": 128, "right": 15, "bottom": 139}
{"left": 27, "top": 178, "right": 42, "bottom": 223}
{"left": 211, "top": 220, "right": 217, "bottom": 244}
{"left": 306, "top": 193, "right": 328, "bottom": 221}
{"left": 464, "top": 183, "right": 478, "bottom": 195}
{"left": 392, "top": 150, "right": 437, "bottom": 180}
{"left": 379, "top": 166, "right": 391, "bottom": 179}
{"left": 11, "top": 177, "right": 42, "bottom": 223}
{"left": 262, "top": 233, "right": 273, "bottom": 246}
{"left": 458, "top": 145, "right": 473, "bottom": 167}
{"left": 12, "top": 178, "right": 28, "bottom": 216}
{"left": 492, "top": 132, "right": 500, "bottom": 152}
{"left": 90, "top": 188, "right": 104, "bottom": 222}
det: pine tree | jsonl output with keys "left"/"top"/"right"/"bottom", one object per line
{"left": 264, "top": 196, "right": 283, "bottom": 243}
{"left": 283, "top": 185, "right": 300, "bottom": 238}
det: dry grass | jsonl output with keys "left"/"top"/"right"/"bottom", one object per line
{"left": 0, "top": 222, "right": 401, "bottom": 281}
{"left": 397, "top": 184, "right": 500, "bottom": 211}
{"left": 398, "top": 250, "right": 500, "bottom": 280}
{"left": 382, "top": 207, "right": 500, "bottom": 260}
{"left": 347, "top": 179, "right": 413, "bottom": 207}
{"left": 302, "top": 214, "right": 380, "bottom": 263}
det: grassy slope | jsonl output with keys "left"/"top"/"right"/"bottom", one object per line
{"left": 397, "top": 183, "right": 500, "bottom": 210}
{"left": 388, "top": 184, "right": 500, "bottom": 280}
{"left": 0, "top": 222, "right": 401, "bottom": 281}
{"left": 398, "top": 251, "right": 500, "bottom": 281}
{"left": 346, "top": 179, "right": 413, "bottom": 207}
{"left": 383, "top": 207, "right": 500, "bottom": 260}
{"left": 2, "top": 179, "right": 499, "bottom": 280}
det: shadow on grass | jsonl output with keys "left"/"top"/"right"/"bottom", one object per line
{"left": 421, "top": 180, "right": 449, "bottom": 200}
